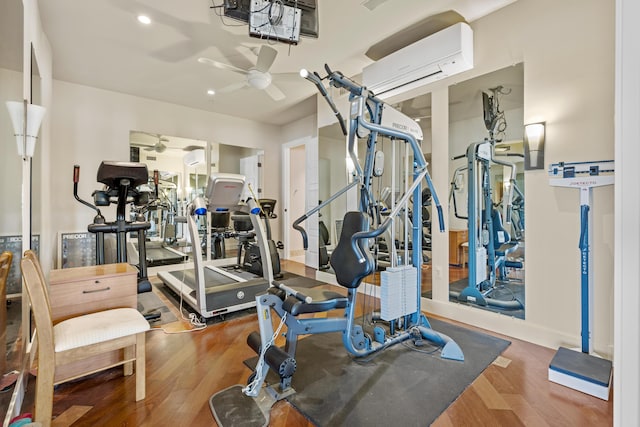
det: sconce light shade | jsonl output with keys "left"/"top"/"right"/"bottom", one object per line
{"left": 190, "top": 196, "right": 207, "bottom": 216}
{"left": 524, "top": 122, "right": 545, "bottom": 170}
{"left": 6, "top": 100, "right": 46, "bottom": 157}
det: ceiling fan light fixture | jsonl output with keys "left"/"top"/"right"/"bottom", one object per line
{"left": 247, "top": 70, "right": 271, "bottom": 90}
{"left": 137, "top": 15, "right": 151, "bottom": 25}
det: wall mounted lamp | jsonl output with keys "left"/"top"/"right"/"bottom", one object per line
{"left": 6, "top": 100, "right": 46, "bottom": 158}
{"left": 524, "top": 122, "right": 545, "bottom": 170}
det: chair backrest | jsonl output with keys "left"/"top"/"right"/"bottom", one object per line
{"left": 20, "top": 255, "right": 55, "bottom": 358}
{"left": 1, "top": 251, "right": 11, "bottom": 372}
{"left": 23, "top": 250, "right": 51, "bottom": 308}
{"left": 330, "top": 211, "right": 374, "bottom": 289}
{"left": 0, "top": 251, "right": 11, "bottom": 288}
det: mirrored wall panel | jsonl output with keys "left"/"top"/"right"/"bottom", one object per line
{"left": 129, "top": 131, "right": 263, "bottom": 264}
{"left": 447, "top": 63, "right": 525, "bottom": 318}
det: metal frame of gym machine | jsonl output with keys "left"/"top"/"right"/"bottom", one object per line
{"left": 209, "top": 65, "right": 465, "bottom": 427}
{"left": 157, "top": 173, "right": 276, "bottom": 319}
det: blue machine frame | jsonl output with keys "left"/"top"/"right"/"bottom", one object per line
{"left": 548, "top": 160, "right": 614, "bottom": 353}
{"left": 245, "top": 65, "right": 464, "bottom": 400}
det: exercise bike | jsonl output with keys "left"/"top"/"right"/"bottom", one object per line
{"left": 73, "top": 162, "right": 155, "bottom": 297}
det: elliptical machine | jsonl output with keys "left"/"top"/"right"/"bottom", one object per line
{"left": 232, "top": 198, "right": 283, "bottom": 279}
{"left": 73, "top": 161, "right": 153, "bottom": 293}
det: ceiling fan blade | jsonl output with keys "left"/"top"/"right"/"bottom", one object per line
{"left": 217, "top": 81, "right": 249, "bottom": 94}
{"left": 272, "top": 72, "right": 303, "bottom": 79}
{"left": 263, "top": 83, "right": 285, "bottom": 101}
{"left": 197, "top": 57, "right": 249, "bottom": 75}
{"left": 255, "top": 45, "right": 277, "bottom": 73}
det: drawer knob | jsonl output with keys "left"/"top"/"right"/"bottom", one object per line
{"left": 83, "top": 287, "right": 111, "bottom": 294}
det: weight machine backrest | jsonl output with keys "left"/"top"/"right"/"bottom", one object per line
{"left": 330, "top": 211, "right": 374, "bottom": 289}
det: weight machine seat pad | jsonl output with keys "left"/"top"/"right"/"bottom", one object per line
{"left": 329, "top": 211, "right": 374, "bottom": 289}
{"left": 496, "top": 242, "right": 518, "bottom": 257}
{"left": 97, "top": 161, "right": 149, "bottom": 188}
{"left": 282, "top": 288, "right": 347, "bottom": 316}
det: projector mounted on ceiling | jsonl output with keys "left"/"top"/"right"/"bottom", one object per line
{"left": 249, "top": 0, "right": 301, "bottom": 44}
{"left": 223, "top": 0, "right": 318, "bottom": 40}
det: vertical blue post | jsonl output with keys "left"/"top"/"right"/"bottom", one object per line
{"left": 578, "top": 204, "right": 590, "bottom": 353}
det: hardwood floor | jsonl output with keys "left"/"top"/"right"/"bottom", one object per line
{"left": 11, "top": 260, "right": 612, "bottom": 426}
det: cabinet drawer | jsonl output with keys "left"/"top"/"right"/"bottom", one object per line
{"left": 50, "top": 275, "right": 137, "bottom": 322}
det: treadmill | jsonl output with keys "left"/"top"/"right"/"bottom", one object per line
{"left": 128, "top": 240, "right": 187, "bottom": 267}
{"left": 157, "top": 173, "right": 274, "bottom": 319}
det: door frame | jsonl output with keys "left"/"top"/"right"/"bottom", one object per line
{"left": 282, "top": 136, "right": 318, "bottom": 267}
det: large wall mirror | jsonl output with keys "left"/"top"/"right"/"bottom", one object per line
{"left": 129, "top": 132, "right": 263, "bottom": 264}
{"left": 447, "top": 63, "right": 525, "bottom": 318}
{"left": 0, "top": 0, "right": 24, "bottom": 408}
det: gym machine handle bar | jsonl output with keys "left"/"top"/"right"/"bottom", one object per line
{"left": 292, "top": 180, "right": 360, "bottom": 250}
{"left": 73, "top": 165, "right": 103, "bottom": 217}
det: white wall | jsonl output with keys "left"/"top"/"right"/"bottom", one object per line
{"left": 47, "top": 80, "right": 282, "bottom": 265}
{"left": 614, "top": 0, "right": 640, "bottom": 424}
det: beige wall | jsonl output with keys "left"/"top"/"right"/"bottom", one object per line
{"left": 47, "top": 79, "right": 283, "bottom": 265}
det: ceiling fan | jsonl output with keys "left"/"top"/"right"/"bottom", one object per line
{"left": 144, "top": 135, "right": 169, "bottom": 153}
{"left": 131, "top": 132, "right": 169, "bottom": 153}
{"left": 198, "top": 45, "right": 289, "bottom": 101}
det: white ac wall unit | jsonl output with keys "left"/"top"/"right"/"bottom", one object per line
{"left": 183, "top": 149, "right": 206, "bottom": 166}
{"left": 362, "top": 22, "right": 473, "bottom": 99}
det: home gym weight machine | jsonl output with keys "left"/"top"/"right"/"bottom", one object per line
{"left": 209, "top": 65, "right": 463, "bottom": 427}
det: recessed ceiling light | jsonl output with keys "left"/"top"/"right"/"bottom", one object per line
{"left": 137, "top": 15, "right": 151, "bottom": 25}
{"left": 207, "top": 89, "right": 215, "bottom": 96}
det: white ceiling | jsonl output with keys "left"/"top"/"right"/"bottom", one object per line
{"left": 34, "top": 0, "right": 517, "bottom": 126}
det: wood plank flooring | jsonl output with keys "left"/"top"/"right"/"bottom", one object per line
{"left": 12, "top": 261, "right": 612, "bottom": 426}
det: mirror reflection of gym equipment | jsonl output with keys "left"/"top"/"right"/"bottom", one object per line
{"left": 157, "top": 174, "right": 283, "bottom": 320}
{"left": 445, "top": 64, "right": 526, "bottom": 319}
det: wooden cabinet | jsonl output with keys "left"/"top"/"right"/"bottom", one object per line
{"left": 48, "top": 263, "right": 139, "bottom": 381}
{"left": 49, "top": 263, "right": 138, "bottom": 324}
{"left": 449, "top": 229, "right": 468, "bottom": 266}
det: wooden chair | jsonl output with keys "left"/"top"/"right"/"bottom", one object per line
{"left": 1, "top": 251, "right": 12, "bottom": 375}
{"left": 20, "top": 251, "right": 150, "bottom": 426}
